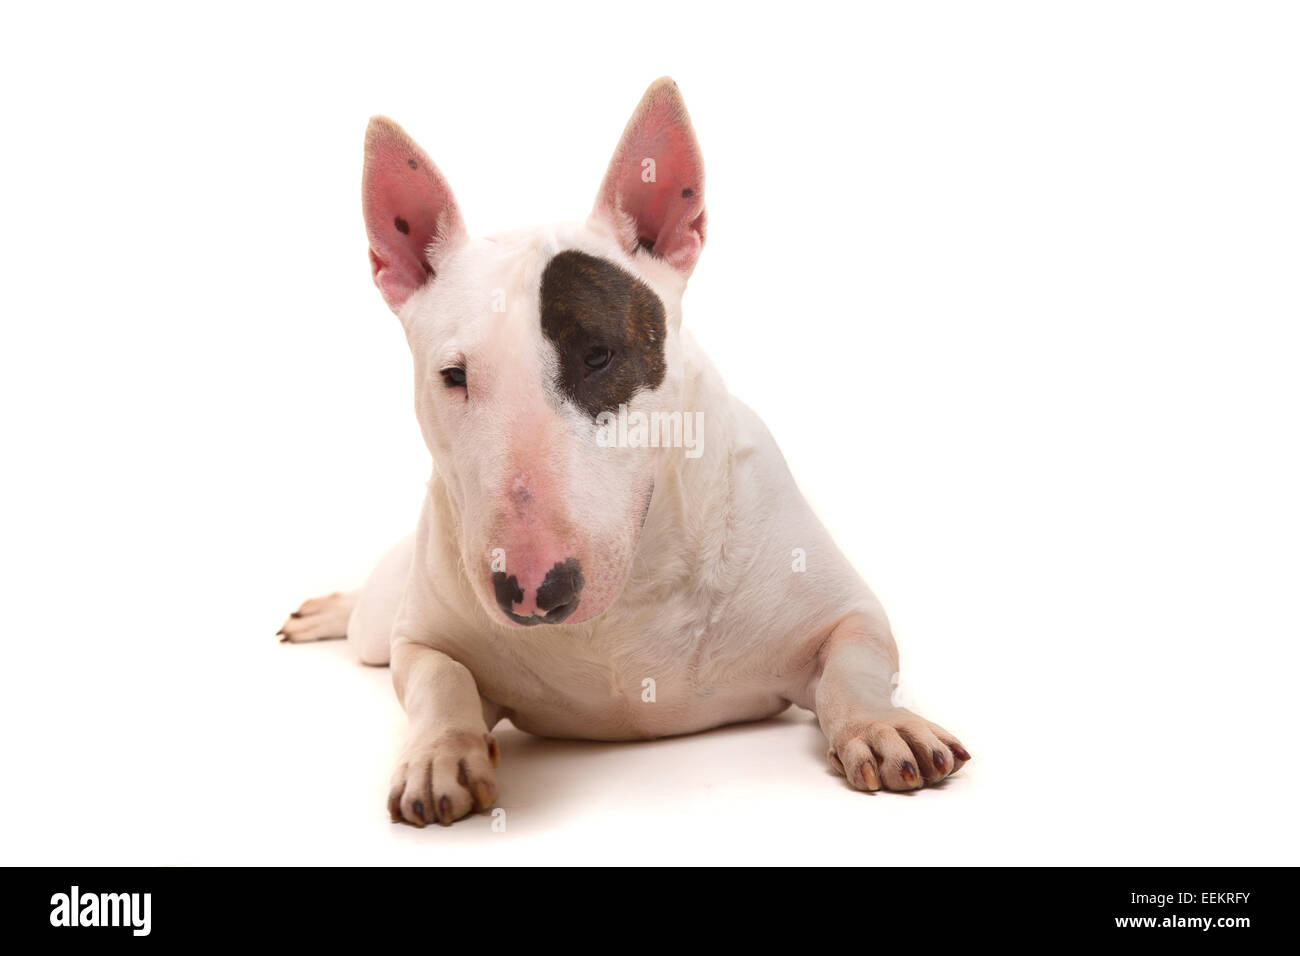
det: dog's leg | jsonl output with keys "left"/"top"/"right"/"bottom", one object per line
{"left": 278, "top": 535, "right": 413, "bottom": 663}
{"left": 343, "top": 534, "right": 414, "bottom": 666}
{"left": 801, "top": 613, "right": 970, "bottom": 791}
{"left": 277, "top": 591, "right": 356, "bottom": 644}
{"left": 388, "top": 641, "right": 501, "bottom": 827}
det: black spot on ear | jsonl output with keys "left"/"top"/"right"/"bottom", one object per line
{"left": 637, "top": 236, "right": 655, "bottom": 253}
{"left": 540, "top": 251, "right": 667, "bottom": 419}
{"left": 681, "top": 188, "right": 694, "bottom": 198}
{"left": 407, "top": 158, "right": 418, "bottom": 169}
{"left": 394, "top": 216, "right": 410, "bottom": 234}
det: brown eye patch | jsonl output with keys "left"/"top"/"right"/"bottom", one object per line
{"left": 539, "top": 251, "right": 667, "bottom": 419}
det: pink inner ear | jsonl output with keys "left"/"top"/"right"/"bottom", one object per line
{"left": 596, "top": 78, "right": 707, "bottom": 275}
{"left": 363, "top": 117, "right": 465, "bottom": 309}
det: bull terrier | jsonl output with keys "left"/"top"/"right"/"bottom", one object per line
{"left": 280, "top": 77, "right": 970, "bottom": 826}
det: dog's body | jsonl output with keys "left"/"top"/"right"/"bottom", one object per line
{"left": 282, "top": 79, "right": 968, "bottom": 825}
{"left": 350, "top": 324, "right": 874, "bottom": 741}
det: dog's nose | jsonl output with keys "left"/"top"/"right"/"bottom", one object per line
{"left": 492, "top": 558, "right": 584, "bottom": 626}
{"left": 535, "top": 558, "right": 583, "bottom": 622}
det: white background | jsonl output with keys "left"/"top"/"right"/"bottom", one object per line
{"left": 2, "top": 2, "right": 1297, "bottom": 865}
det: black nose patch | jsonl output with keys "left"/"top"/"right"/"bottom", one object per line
{"left": 492, "top": 558, "right": 584, "bottom": 626}
{"left": 492, "top": 571, "right": 524, "bottom": 618}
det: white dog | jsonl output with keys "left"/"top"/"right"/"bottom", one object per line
{"left": 281, "top": 77, "right": 969, "bottom": 826}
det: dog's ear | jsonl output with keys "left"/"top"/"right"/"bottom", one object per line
{"left": 362, "top": 116, "right": 466, "bottom": 311}
{"left": 593, "top": 77, "right": 706, "bottom": 277}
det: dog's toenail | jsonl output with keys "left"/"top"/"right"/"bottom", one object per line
{"left": 953, "top": 745, "right": 971, "bottom": 761}
{"left": 413, "top": 799, "right": 424, "bottom": 820}
{"left": 900, "top": 760, "right": 917, "bottom": 783}
{"left": 290, "top": 612, "right": 302, "bottom": 618}
{"left": 438, "top": 795, "right": 453, "bottom": 824}
{"left": 933, "top": 749, "right": 946, "bottom": 771}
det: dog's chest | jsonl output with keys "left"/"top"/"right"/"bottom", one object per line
{"left": 465, "top": 615, "right": 789, "bottom": 741}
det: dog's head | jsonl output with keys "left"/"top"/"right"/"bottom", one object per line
{"left": 361, "top": 78, "right": 706, "bottom": 628}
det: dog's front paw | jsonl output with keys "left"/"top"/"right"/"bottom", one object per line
{"left": 827, "top": 709, "right": 970, "bottom": 792}
{"left": 388, "top": 729, "right": 500, "bottom": 827}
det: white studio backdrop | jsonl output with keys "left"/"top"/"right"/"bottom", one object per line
{"left": 0, "top": 2, "right": 1297, "bottom": 864}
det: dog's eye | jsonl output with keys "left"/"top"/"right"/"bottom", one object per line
{"left": 583, "top": 347, "right": 613, "bottom": 372}
{"left": 441, "top": 366, "right": 467, "bottom": 388}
